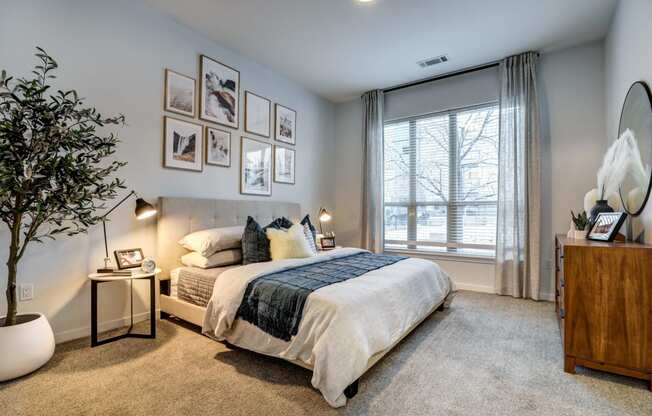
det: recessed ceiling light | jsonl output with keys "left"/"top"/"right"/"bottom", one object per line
{"left": 357, "top": 0, "right": 374, "bottom": 3}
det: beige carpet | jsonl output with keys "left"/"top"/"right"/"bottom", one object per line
{"left": 1, "top": 291, "right": 650, "bottom": 415}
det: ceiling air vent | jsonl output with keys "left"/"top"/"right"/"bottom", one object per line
{"left": 417, "top": 55, "right": 449, "bottom": 68}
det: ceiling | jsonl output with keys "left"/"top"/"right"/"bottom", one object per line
{"left": 146, "top": 0, "right": 618, "bottom": 103}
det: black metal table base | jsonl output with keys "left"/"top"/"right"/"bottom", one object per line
{"left": 91, "top": 274, "right": 156, "bottom": 347}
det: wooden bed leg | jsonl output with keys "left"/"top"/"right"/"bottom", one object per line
{"left": 344, "top": 379, "right": 359, "bottom": 399}
{"left": 160, "top": 311, "right": 170, "bottom": 320}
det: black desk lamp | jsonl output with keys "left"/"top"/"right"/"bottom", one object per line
{"left": 97, "top": 191, "right": 157, "bottom": 273}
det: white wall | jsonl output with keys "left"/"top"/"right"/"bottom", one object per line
{"left": 605, "top": 0, "right": 652, "bottom": 244}
{"left": 539, "top": 41, "right": 606, "bottom": 297}
{"left": 0, "top": 0, "right": 335, "bottom": 342}
{"left": 333, "top": 42, "right": 607, "bottom": 299}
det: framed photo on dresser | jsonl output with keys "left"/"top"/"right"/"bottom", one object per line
{"left": 586, "top": 212, "right": 627, "bottom": 242}
{"left": 199, "top": 55, "right": 240, "bottom": 129}
{"left": 163, "top": 116, "right": 203, "bottom": 172}
{"left": 240, "top": 137, "right": 272, "bottom": 196}
{"left": 275, "top": 104, "right": 296, "bottom": 145}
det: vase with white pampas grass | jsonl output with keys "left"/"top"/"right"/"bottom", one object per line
{"left": 592, "top": 128, "right": 645, "bottom": 222}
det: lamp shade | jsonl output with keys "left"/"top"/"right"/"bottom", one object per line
{"left": 319, "top": 207, "right": 332, "bottom": 222}
{"left": 135, "top": 198, "right": 157, "bottom": 220}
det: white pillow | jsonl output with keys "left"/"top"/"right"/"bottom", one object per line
{"left": 266, "top": 223, "right": 315, "bottom": 260}
{"left": 178, "top": 225, "right": 244, "bottom": 257}
{"left": 181, "top": 249, "right": 242, "bottom": 269}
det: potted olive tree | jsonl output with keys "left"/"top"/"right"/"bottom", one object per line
{"left": 0, "top": 48, "right": 126, "bottom": 381}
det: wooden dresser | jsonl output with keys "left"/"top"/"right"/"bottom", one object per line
{"left": 555, "top": 235, "right": 652, "bottom": 390}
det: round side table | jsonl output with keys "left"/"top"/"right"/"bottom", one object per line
{"left": 88, "top": 268, "right": 161, "bottom": 347}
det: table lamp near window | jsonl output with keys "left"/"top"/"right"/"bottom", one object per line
{"left": 318, "top": 207, "right": 336, "bottom": 249}
{"left": 97, "top": 191, "right": 157, "bottom": 273}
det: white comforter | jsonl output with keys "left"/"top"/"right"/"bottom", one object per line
{"left": 202, "top": 248, "right": 452, "bottom": 407}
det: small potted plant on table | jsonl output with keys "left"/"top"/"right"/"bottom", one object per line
{"left": 570, "top": 210, "right": 589, "bottom": 240}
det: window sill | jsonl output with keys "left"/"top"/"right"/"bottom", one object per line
{"left": 384, "top": 248, "right": 496, "bottom": 265}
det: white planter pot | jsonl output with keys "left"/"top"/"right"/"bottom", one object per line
{"left": 0, "top": 313, "right": 55, "bottom": 382}
{"left": 573, "top": 230, "right": 587, "bottom": 240}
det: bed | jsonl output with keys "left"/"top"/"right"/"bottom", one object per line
{"left": 157, "top": 197, "right": 452, "bottom": 407}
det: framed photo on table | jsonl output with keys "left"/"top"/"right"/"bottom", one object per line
{"left": 245, "top": 91, "right": 271, "bottom": 138}
{"left": 163, "top": 116, "right": 203, "bottom": 172}
{"left": 199, "top": 55, "right": 240, "bottom": 129}
{"left": 114, "top": 248, "right": 145, "bottom": 269}
{"left": 587, "top": 212, "right": 627, "bottom": 242}
{"left": 164, "top": 69, "right": 196, "bottom": 117}
{"left": 275, "top": 104, "right": 296, "bottom": 145}
{"left": 240, "top": 137, "right": 272, "bottom": 196}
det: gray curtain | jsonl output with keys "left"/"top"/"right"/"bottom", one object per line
{"left": 361, "top": 90, "right": 384, "bottom": 253}
{"left": 495, "top": 52, "right": 542, "bottom": 300}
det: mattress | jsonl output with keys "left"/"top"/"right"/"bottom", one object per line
{"left": 171, "top": 265, "right": 238, "bottom": 307}
{"left": 203, "top": 247, "right": 452, "bottom": 407}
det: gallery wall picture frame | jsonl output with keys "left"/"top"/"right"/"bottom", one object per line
{"left": 163, "top": 116, "right": 203, "bottom": 172}
{"left": 199, "top": 54, "right": 240, "bottom": 129}
{"left": 206, "top": 127, "right": 231, "bottom": 167}
{"left": 244, "top": 91, "right": 271, "bottom": 138}
{"left": 273, "top": 145, "right": 295, "bottom": 185}
{"left": 240, "top": 136, "right": 272, "bottom": 196}
{"left": 275, "top": 103, "right": 296, "bottom": 145}
{"left": 164, "top": 69, "right": 196, "bottom": 118}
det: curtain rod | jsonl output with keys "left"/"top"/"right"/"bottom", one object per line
{"left": 383, "top": 61, "right": 500, "bottom": 94}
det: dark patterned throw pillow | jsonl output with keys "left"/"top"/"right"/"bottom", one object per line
{"left": 242, "top": 216, "right": 271, "bottom": 264}
{"left": 300, "top": 215, "right": 318, "bottom": 245}
{"left": 242, "top": 216, "right": 295, "bottom": 264}
{"left": 265, "top": 217, "right": 293, "bottom": 230}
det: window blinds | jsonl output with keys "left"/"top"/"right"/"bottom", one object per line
{"left": 383, "top": 103, "right": 499, "bottom": 257}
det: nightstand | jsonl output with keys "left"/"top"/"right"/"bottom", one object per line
{"left": 88, "top": 268, "right": 161, "bottom": 347}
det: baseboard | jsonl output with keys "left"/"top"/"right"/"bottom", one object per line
{"left": 539, "top": 291, "right": 555, "bottom": 302}
{"left": 454, "top": 282, "right": 494, "bottom": 293}
{"left": 54, "top": 309, "right": 160, "bottom": 344}
{"left": 454, "top": 283, "right": 555, "bottom": 302}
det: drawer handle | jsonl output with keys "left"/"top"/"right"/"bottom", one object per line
{"left": 560, "top": 308, "right": 565, "bottom": 319}
{"left": 560, "top": 278, "right": 565, "bottom": 288}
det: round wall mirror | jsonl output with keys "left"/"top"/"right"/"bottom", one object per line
{"left": 618, "top": 81, "right": 652, "bottom": 216}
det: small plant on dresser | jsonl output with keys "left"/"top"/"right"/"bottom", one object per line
{"left": 0, "top": 48, "right": 126, "bottom": 380}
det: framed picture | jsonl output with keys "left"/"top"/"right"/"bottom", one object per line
{"left": 241, "top": 137, "right": 272, "bottom": 196}
{"left": 275, "top": 104, "right": 296, "bottom": 145}
{"left": 206, "top": 127, "right": 231, "bottom": 167}
{"left": 274, "top": 145, "right": 295, "bottom": 184}
{"left": 587, "top": 212, "right": 628, "bottom": 242}
{"left": 114, "top": 248, "right": 144, "bottom": 270}
{"left": 244, "top": 91, "right": 271, "bottom": 137}
{"left": 200, "top": 55, "right": 240, "bottom": 129}
{"left": 164, "top": 69, "right": 196, "bottom": 117}
{"left": 164, "top": 116, "right": 203, "bottom": 172}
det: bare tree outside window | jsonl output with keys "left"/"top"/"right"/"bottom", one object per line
{"left": 384, "top": 104, "right": 499, "bottom": 256}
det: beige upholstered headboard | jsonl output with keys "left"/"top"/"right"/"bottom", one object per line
{"left": 156, "top": 197, "right": 301, "bottom": 278}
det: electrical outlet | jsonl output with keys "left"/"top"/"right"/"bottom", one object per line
{"left": 19, "top": 284, "right": 34, "bottom": 301}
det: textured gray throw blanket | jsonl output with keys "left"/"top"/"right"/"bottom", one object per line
{"left": 235, "top": 252, "right": 407, "bottom": 341}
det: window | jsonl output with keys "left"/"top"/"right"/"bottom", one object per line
{"left": 383, "top": 103, "right": 499, "bottom": 258}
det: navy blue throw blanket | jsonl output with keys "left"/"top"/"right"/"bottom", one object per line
{"left": 236, "top": 252, "right": 407, "bottom": 341}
